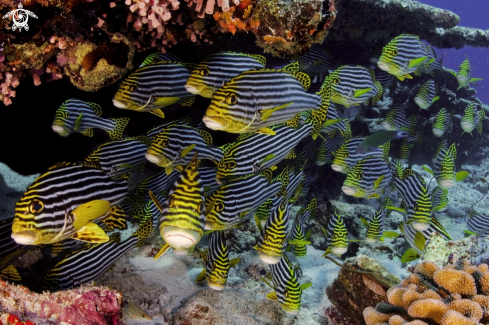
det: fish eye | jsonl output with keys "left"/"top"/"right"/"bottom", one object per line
{"left": 225, "top": 93, "right": 238, "bottom": 105}
{"left": 65, "top": 112, "right": 70, "bottom": 119}
{"left": 29, "top": 199, "right": 44, "bottom": 214}
{"left": 227, "top": 161, "right": 236, "bottom": 169}
{"left": 128, "top": 84, "right": 137, "bottom": 92}
{"left": 333, "top": 78, "right": 340, "bottom": 85}
{"left": 357, "top": 172, "right": 363, "bottom": 180}
{"left": 200, "top": 67, "right": 210, "bottom": 76}
{"left": 391, "top": 50, "right": 398, "bottom": 56}
{"left": 215, "top": 202, "right": 225, "bottom": 212}
{"left": 50, "top": 280, "right": 59, "bottom": 290}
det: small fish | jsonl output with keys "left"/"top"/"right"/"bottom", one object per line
{"left": 205, "top": 167, "right": 288, "bottom": 231}
{"left": 342, "top": 157, "right": 392, "bottom": 199}
{"left": 402, "top": 215, "right": 450, "bottom": 255}
{"left": 325, "top": 65, "right": 383, "bottom": 107}
{"left": 434, "top": 143, "right": 457, "bottom": 189}
{"left": 263, "top": 254, "right": 311, "bottom": 315}
{"left": 324, "top": 209, "right": 349, "bottom": 255}
{"left": 450, "top": 59, "right": 483, "bottom": 90}
{"left": 186, "top": 52, "right": 265, "bottom": 98}
{"left": 432, "top": 108, "right": 452, "bottom": 137}
{"left": 154, "top": 152, "right": 205, "bottom": 257}
{"left": 365, "top": 197, "right": 392, "bottom": 243}
{"left": 331, "top": 137, "right": 388, "bottom": 174}
{"left": 381, "top": 107, "right": 416, "bottom": 131}
{"left": 255, "top": 196, "right": 290, "bottom": 264}
{"left": 113, "top": 61, "right": 195, "bottom": 118}
{"left": 289, "top": 197, "right": 316, "bottom": 257}
{"left": 122, "top": 301, "right": 153, "bottom": 324}
{"left": 83, "top": 136, "right": 150, "bottom": 180}
{"left": 195, "top": 231, "right": 239, "bottom": 291}
{"left": 0, "top": 264, "right": 21, "bottom": 282}
{"left": 52, "top": 99, "right": 129, "bottom": 140}
{"left": 315, "top": 130, "right": 342, "bottom": 166}
{"left": 356, "top": 130, "right": 409, "bottom": 154}
{"left": 203, "top": 62, "right": 330, "bottom": 139}
{"left": 12, "top": 163, "right": 127, "bottom": 245}
{"left": 467, "top": 210, "right": 489, "bottom": 237}
{"left": 146, "top": 117, "right": 192, "bottom": 139}
{"left": 145, "top": 124, "right": 223, "bottom": 173}
{"left": 377, "top": 34, "right": 431, "bottom": 81}
{"left": 372, "top": 67, "right": 396, "bottom": 90}
{"left": 215, "top": 113, "right": 313, "bottom": 182}
{"left": 432, "top": 139, "right": 447, "bottom": 164}
{"left": 139, "top": 51, "right": 181, "bottom": 67}
{"left": 431, "top": 186, "right": 448, "bottom": 212}
{"left": 393, "top": 161, "right": 432, "bottom": 232}
{"left": 291, "top": 44, "right": 337, "bottom": 76}
{"left": 394, "top": 137, "right": 410, "bottom": 164}
{"left": 41, "top": 215, "right": 153, "bottom": 290}
{"left": 414, "top": 80, "right": 439, "bottom": 110}
{"left": 461, "top": 102, "right": 485, "bottom": 136}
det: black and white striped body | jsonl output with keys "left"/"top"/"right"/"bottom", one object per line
{"left": 12, "top": 165, "right": 127, "bottom": 245}
{"left": 467, "top": 211, "right": 489, "bottom": 237}
{"left": 269, "top": 254, "right": 302, "bottom": 315}
{"left": 331, "top": 137, "right": 384, "bottom": 174}
{"left": 146, "top": 117, "right": 192, "bottom": 139}
{"left": 292, "top": 44, "right": 337, "bottom": 76}
{"left": 204, "top": 230, "right": 232, "bottom": 290}
{"left": 341, "top": 156, "right": 392, "bottom": 198}
{"left": 199, "top": 167, "right": 221, "bottom": 196}
{"left": 382, "top": 107, "right": 416, "bottom": 131}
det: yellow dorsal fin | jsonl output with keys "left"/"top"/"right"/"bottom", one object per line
{"left": 72, "top": 200, "right": 111, "bottom": 230}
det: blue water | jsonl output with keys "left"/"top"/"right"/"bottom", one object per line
{"left": 422, "top": 0, "right": 489, "bottom": 104}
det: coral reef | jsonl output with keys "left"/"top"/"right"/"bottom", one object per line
{"left": 326, "top": 254, "right": 401, "bottom": 325}
{"left": 0, "top": 279, "right": 123, "bottom": 324}
{"left": 363, "top": 259, "right": 489, "bottom": 325}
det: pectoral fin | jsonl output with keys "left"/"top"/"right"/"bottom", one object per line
{"left": 149, "top": 108, "right": 166, "bottom": 119}
{"left": 373, "top": 175, "right": 385, "bottom": 190}
{"left": 256, "top": 128, "right": 276, "bottom": 135}
{"left": 353, "top": 88, "right": 373, "bottom": 98}
{"left": 408, "top": 56, "right": 428, "bottom": 68}
{"left": 72, "top": 222, "right": 109, "bottom": 243}
{"left": 74, "top": 112, "right": 83, "bottom": 132}
{"left": 300, "top": 282, "right": 312, "bottom": 290}
{"left": 72, "top": 200, "right": 111, "bottom": 230}
{"left": 266, "top": 292, "right": 278, "bottom": 301}
{"left": 260, "top": 102, "right": 293, "bottom": 121}
{"left": 195, "top": 268, "right": 207, "bottom": 283}
{"left": 180, "top": 144, "right": 196, "bottom": 159}
{"left": 154, "top": 243, "right": 171, "bottom": 260}
{"left": 229, "top": 258, "right": 240, "bottom": 267}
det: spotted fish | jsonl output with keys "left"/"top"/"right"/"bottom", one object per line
{"left": 12, "top": 163, "right": 127, "bottom": 245}
{"left": 113, "top": 61, "right": 195, "bottom": 118}
{"left": 381, "top": 107, "right": 416, "bottom": 131}
{"left": 341, "top": 156, "right": 392, "bottom": 199}
{"left": 377, "top": 34, "right": 432, "bottom": 81}
{"left": 432, "top": 108, "right": 452, "bottom": 137}
{"left": 450, "top": 59, "right": 483, "bottom": 90}
{"left": 83, "top": 136, "right": 150, "bottom": 180}
{"left": 289, "top": 197, "right": 316, "bottom": 257}
{"left": 186, "top": 52, "right": 266, "bottom": 98}
{"left": 325, "top": 65, "right": 383, "bottom": 107}
{"left": 434, "top": 142, "right": 457, "bottom": 189}
{"left": 52, "top": 99, "right": 129, "bottom": 140}
{"left": 195, "top": 231, "right": 240, "bottom": 291}
{"left": 414, "top": 80, "right": 439, "bottom": 110}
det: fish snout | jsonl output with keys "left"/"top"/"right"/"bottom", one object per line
{"left": 381, "top": 122, "right": 395, "bottom": 131}
{"left": 207, "top": 281, "right": 226, "bottom": 291}
{"left": 203, "top": 115, "right": 227, "bottom": 130}
{"left": 341, "top": 185, "right": 358, "bottom": 196}
{"left": 258, "top": 251, "right": 281, "bottom": 265}
{"left": 11, "top": 230, "right": 40, "bottom": 245}
{"left": 377, "top": 61, "right": 390, "bottom": 72}
{"left": 162, "top": 226, "right": 201, "bottom": 250}
{"left": 332, "top": 164, "right": 348, "bottom": 174}
{"left": 432, "top": 128, "right": 445, "bottom": 137}
{"left": 51, "top": 124, "right": 70, "bottom": 137}
{"left": 184, "top": 83, "right": 205, "bottom": 95}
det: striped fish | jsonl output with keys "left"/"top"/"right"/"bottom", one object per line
{"left": 12, "top": 163, "right": 127, "bottom": 245}
{"left": 289, "top": 197, "right": 316, "bottom": 257}
{"left": 139, "top": 52, "right": 181, "bottom": 67}
{"left": 146, "top": 117, "right": 192, "bottom": 139}
{"left": 0, "top": 264, "right": 21, "bottom": 282}
{"left": 467, "top": 211, "right": 489, "bottom": 237}
{"left": 186, "top": 52, "right": 266, "bottom": 98}
{"left": 195, "top": 231, "right": 239, "bottom": 291}
{"left": 434, "top": 142, "right": 457, "bottom": 189}
{"left": 203, "top": 62, "right": 330, "bottom": 138}
{"left": 113, "top": 61, "right": 195, "bottom": 118}
{"left": 215, "top": 113, "right": 312, "bottom": 181}
{"left": 325, "top": 209, "right": 349, "bottom": 255}
{"left": 299, "top": 137, "right": 322, "bottom": 165}
{"left": 381, "top": 107, "right": 416, "bottom": 131}
{"left": 407, "top": 129, "right": 423, "bottom": 146}
{"left": 331, "top": 137, "right": 388, "bottom": 174}
{"left": 255, "top": 196, "right": 290, "bottom": 264}
{"left": 373, "top": 67, "right": 397, "bottom": 90}
{"left": 461, "top": 102, "right": 485, "bottom": 136}
{"left": 341, "top": 156, "right": 392, "bottom": 199}
{"left": 402, "top": 215, "right": 450, "bottom": 255}
{"left": 365, "top": 197, "right": 392, "bottom": 243}
{"left": 450, "top": 59, "right": 483, "bottom": 90}
{"left": 377, "top": 34, "right": 431, "bottom": 81}
{"left": 393, "top": 161, "right": 432, "bottom": 232}
{"left": 316, "top": 130, "right": 342, "bottom": 166}
{"left": 83, "top": 136, "right": 150, "bottom": 180}
{"left": 205, "top": 167, "right": 288, "bottom": 231}
{"left": 414, "top": 80, "right": 439, "bottom": 110}
{"left": 432, "top": 107, "right": 452, "bottom": 137}
{"left": 291, "top": 44, "right": 337, "bottom": 76}
{"left": 125, "top": 169, "right": 180, "bottom": 218}
{"left": 394, "top": 137, "right": 410, "bottom": 164}
{"left": 266, "top": 254, "right": 311, "bottom": 315}
{"left": 141, "top": 192, "right": 167, "bottom": 229}
{"left": 146, "top": 124, "right": 223, "bottom": 173}
{"left": 325, "top": 65, "right": 383, "bottom": 107}
{"left": 41, "top": 215, "right": 153, "bottom": 290}
{"left": 431, "top": 186, "right": 448, "bottom": 212}
{"left": 432, "top": 139, "right": 447, "bottom": 164}
{"left": 199, "top": 167, "right": 221, "bottom": 196}
{"left": 413, "top": 44, "right": 441, "bottom": 77}
{"left": 52, "top": 99, "right": 129, "bottom": 140}
{"left": 155, "top": 153, "right": 205, "bottom": 257}
{"left": 318, "top": 102, "right": 351, "bottom": 137}
{"left": 0, "top": 218, "right": 32, "bottom": 268}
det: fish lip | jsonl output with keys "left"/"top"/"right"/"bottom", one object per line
{"left": 438, "top": 179, "right": 455, "bottom": 189}
{"left": 432, "top": 128, "right": 444, "bottom": 137}
{"left": 282, "top": 307, "right": 299, "bottom": 315}
{"left": 113, "top": 99, "right": 129, "bottom": 109}
{"left": 207, "top": 281, "right": 226, "bottom": 291}
{"left": 257, "top": 251, "right": 281, "bottom": 265}
{"left": 145, "top": 153, "right": 170, "bottom": 167}
{"left": 365, "top": 238, "right": 376, "bottom": 243}
{"left": 162, "top": 226, "right": 200, "bottom": 249}
{"left": 381, "top": 122, "right": 395, "bottom": 131}
{"left": 332, "top": 164, "right": 348, "bottom": 174}
{"left": 52, "top": 124, "right": 70, "bottom": 137}
{"left": 184, "top": 83, "right": 204, "bottom": 95}
{"left": 331, "top": 247, "right": 348, "bottom": 255}
{"left": 341, "top": 185, "right": 358, "bottom": 196}
{"left": 11, "top": 230, "right": 39, "bottom": 245}
{"left": 203, "top": 115, "right": 227, "bottom": 130}
{"left": 411, "top": 222, "right": 430, "bottom": 232}
{"left": 461, "top": 121, "right": 474, "bottom": 132}
{"left": 215, "top": 177, "right": 229, "bottom": 186}
{"left": 377, "top": 61, "right": 390, "bottom": 72}
{"left": 414, "top": 97, "right": 427, "bottom": 108}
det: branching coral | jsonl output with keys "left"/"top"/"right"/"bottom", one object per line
{"left": 364, "top": 260, "right": 489, "bottom": 325}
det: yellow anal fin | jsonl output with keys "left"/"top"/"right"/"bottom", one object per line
{"left": 107, "top": 117, "right": 130, "bottom": 140}
{"left": 266, "top": 291, "right": 278, "bottom": 301}
{"left": 72, "top": 200, "right": 111, "bottom": 230}
{"left": 149, "top": 108, "right": 166, "bottom": 119}
{"left": 1, "top": 265, "right": 21, "bottom": 282}
{"left": 256, "top": 128, "right": 276, "bottom": 135}
{"left": 80, "top": 128, "right": 93, "bottom": 137}
{"left": 154, "top": 243, "right": 171, "bottom": 260}
{"left": 195, "top": 268, "right": 207, "bottom": 283}
{"left": 73, "top": 222, "right": 109, "bottom": 243}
